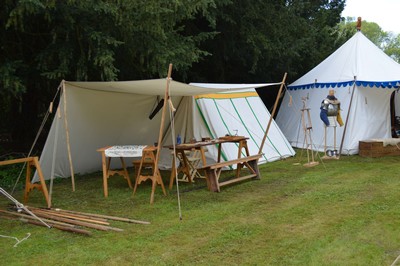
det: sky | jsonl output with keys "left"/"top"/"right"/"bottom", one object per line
{"left": 341, "top": 0, "right": 400, "bottom": 34}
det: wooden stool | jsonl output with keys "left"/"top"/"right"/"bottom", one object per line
{"left": 133, "top": 146, "right": 166, "bottom": 204}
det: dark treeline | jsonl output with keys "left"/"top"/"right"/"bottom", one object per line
{"left": 0, "top": 0, "right": 345, "bottom": 153}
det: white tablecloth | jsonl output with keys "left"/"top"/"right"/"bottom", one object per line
{"left": 105, "top": 145, "right": 147, "bottom": 157}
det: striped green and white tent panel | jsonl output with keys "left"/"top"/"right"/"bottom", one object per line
{"left": 191, "top": 87, "right": 295, "bottom": 166}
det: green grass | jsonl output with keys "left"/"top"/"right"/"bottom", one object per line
{"left": 1, "top": 152, "right": 400, "bottom": 265}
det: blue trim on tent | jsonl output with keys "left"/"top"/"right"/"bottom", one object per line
{"left": 287, "top": 80, "right": 400, "bottom": 90}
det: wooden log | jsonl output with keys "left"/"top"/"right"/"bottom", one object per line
{"left": 0, "top": 214, "right": 91, "bottom": 236}
{"left": 22, "top": 210, "right": 123, "bottom": 232}
{"left": 34, "top": 207, "right": 108, "bottom": 222}
{"left": 51, "top": 208, "right": 151, "bottom": 225}
{"left": 31, "top": 208, "right": 110, "bottom": 225}
{"left": 0, "top": 209, "right": 77, "bottom": 228}
{"left": 23, "top": 218, "right": 92, "bottom": 236}
{"left": 35, "top": 206, "right": 108, "bottom": 222}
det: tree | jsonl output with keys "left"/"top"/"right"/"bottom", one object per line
{"left": 334, "top": 17, "right": 390, "bottom": 49}
{"left": 385, "top": 34, "right": 400, "bottom": 62}
{"left": 0, "top": 0, "right": 226, "bottom": 151}
{"left": 0, "top": 0, "right": 347, "bottom": 151}
{"left": 334, "top": 17, "right": 400, "bottom": 63}
{"left": 185, "top": 0, "right": 345, "bottom": 109}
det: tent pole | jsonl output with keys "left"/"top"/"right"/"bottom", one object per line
{"left": 48, "top": 107, "right": 61, "bottom": 208}
{"left": 155, "top": 64, "right": 173, "bottom": 167}
{"left": 258, "top": 72, "right": 287, "bottom": 154}
{"left": 62, "top": 80, "right": 76, "bottom": 191}
{"left": 338, "top": 78, "right": 357, "bottom": 158}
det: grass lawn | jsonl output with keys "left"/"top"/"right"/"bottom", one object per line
{"left": 1, "top": 152, "right": 400, "bottom": 265}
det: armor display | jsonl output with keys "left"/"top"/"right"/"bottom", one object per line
{"left": 320, "top": 91, "right": 340, "bottom": 126}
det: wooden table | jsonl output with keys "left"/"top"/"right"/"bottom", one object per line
{"left": 97, "top": 145, "right": 146, "bottom": 197}
{"left": 168, "top": 136, "right": 262, "bottom": 191}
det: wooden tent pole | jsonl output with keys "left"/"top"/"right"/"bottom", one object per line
{"left": 62, "top": 80, "right": 76, "bottom": 191}
{"left": 144, "top": 64, "right": 172, "bottom": 204}
{"left": 154, "top": 64, "right": 173, "bottom": 167}
{"left": 338, "top": 77, "right": 357, "bottom": 158}
{"left": 258, "top": 72, "right": 287, "bottom": 154}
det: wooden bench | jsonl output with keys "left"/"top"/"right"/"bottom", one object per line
{"left": 200, "top": 154, "right": 263, "bottom": 192}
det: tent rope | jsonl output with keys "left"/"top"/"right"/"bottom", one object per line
{"left": 279, "top": 84, "right": 304, "bottom": 150}
{"left": 167, "top": 84, "right": 183, "bottom": 220}
{"left": 1, "top": 187, "right": 51, "bottom": 228}
{"left": 48, "top": 107, "right": 61, "bottom": 208}
{"left": 11, "top": 84, "right": 62, "bottom": 195}
{"left": 0, "top": 233, "right": 31, "bottom": 248}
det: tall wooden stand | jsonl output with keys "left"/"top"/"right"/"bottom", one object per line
{"left": 301, "top": 100, "right": 319, "bottom": 167}
{"left": 0, "top": 157, "right": 50, "bottom": 206}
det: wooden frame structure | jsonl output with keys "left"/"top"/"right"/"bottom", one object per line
{"left": 0, "top": 157, "right": 50, "bottom": 207}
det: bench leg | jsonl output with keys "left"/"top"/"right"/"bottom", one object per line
{"left": 247, "top": 160, "right": 260, "bottom": 180}
{"left": 205, "top": 169, "right": 220, "bottom": 192}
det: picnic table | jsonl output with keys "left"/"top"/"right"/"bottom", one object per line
{"left": 167, "top": 136, "right": 262, "bottom": 192}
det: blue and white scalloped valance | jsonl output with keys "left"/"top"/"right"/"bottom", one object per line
{"left": 288, "top": 80, "right": 400, "bottom": 90}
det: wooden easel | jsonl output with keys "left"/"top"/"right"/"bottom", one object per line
{"left": 300, "top": 99, "right": 319, "bottom": 167}
{"left": 133, "top": 146, "right": 166, "bottom": 204}
{"left": 0, "top": 157, "right": 50, "bottom": 206}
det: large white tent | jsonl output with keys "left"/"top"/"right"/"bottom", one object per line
{"left": 34, "top": 78, "right": 295, "bottom": 182}
{"left": 276, "top": 31, "right": 400, "bottom": 155}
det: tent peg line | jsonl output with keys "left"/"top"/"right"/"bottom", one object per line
{"left": 10, "top": 84, "right": 63, "bottom": 196}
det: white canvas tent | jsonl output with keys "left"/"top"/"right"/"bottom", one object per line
{"left": 34, "top": 78, "right": 294, "bottom": 182}
{"left": 276, "top": 31, "right": 400, "bottom": 155}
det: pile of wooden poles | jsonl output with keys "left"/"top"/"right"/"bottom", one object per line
{"left": 0, "top": 206, "right": 150, "bottom": 236}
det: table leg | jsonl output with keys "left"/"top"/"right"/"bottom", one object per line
{"left": 120, "top": 157, "right": 132, "bottom": 189}
{"left": 169, "top": 156, "right": 177, "bottom": 189}
{"left": 236, "top": 140, "right": 249, "bottom": 178}
{"left": 180, "top": 151, "right": 193, "bottom": 183}
{"left": 217, "top": 144, "right": 222, "bottom": 163}
{"left": 101, "top": 151, "right": 108, "bottom": 197}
